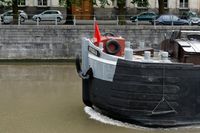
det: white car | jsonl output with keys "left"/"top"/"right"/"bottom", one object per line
{"left": 181, "top": 11, "right": 200, "bottom": 26}
{"left": 188, "top": 17, "right": 200, "bottom": 25}
{"left": 0, "top": 10, "right": 28, "bottom": 24}
{"left": 32, "top": 10, "right": 63, "bottom": 22}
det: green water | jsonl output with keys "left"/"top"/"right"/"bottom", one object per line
{"left": 0, "top": 64, "right": 199, "bottom": 133}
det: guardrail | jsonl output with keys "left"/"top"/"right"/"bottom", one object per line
{"left": 0, "top": 14, "right": 195, "bottom": 27}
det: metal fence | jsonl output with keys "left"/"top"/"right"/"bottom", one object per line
{"left": 0, "top": 14, "right": 196, "bottom": 27}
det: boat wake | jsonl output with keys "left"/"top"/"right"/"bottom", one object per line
{"left": 84, "top": 106, "right": 200, "bottom": 131}
{"left": 84, "top": 106, "right": 147, "bottom": 130}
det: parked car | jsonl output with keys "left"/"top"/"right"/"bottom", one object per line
{"left": 32, "top": 10, "right": 63, "bottom": 22}
{"left": 181, "top": 11, "right": 197, "bottom": 19}
{"left": 0, "top": 10, "right": 28, "bottom": 24}
{"left": 188, "top": 17, "right": 200, "bottom": 25}
{"left": 154, "top": 15, "right": 189, "bottom": 25}
{"left": 181, "top": 11, "right": 200, "bottom": 25}
{"left": 130, "top": 12, "right": 158, "bottom": 22}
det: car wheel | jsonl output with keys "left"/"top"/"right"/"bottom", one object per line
{"left": 3, "top": 21, "right": 9, "bottom": 25}
{"left": 57, "top": 17, "right": 61, "bottom": 22}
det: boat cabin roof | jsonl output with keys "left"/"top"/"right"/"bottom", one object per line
{"left": 172, "top": 31, "right": 200, "bottom": 53}
{"left": 176, "top": 39, "right": 200, "bottom": 53}
{"left": 161, "top": 30, "right": 200, "bottom": 64}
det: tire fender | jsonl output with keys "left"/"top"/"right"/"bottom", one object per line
{"left": 105, "top": 39, "right": 121, "bottom": 55}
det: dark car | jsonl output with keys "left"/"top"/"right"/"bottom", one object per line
{"left": 130, "top": 12, "right": 157, "bottom": 22}
{"left": 155, "top": 15, "right": 189, "bottom": 25}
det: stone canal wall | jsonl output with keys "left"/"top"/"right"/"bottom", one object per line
{"left": 0, "top": 25, "right": 198, "bottom": 60}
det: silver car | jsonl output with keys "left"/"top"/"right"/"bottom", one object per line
{"left": 32, "top": 10, "right": 63, "bottom": 22}
{"left": 189, "top": 17, "right": 200, "bottom": 25}
{"left": 0, "top": 10, "right": 28, "bottom": 24}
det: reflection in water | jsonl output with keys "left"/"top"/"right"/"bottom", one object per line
{"left": 0, "top": 64, "right": 200, "bottom": 133}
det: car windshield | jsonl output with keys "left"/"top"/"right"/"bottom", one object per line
{"left": 149, "top": 13, "right": 155, "bottom": 16}
{"left": 42, "top": 11, "right": 59, "bottom": 15}
{"left": 139, "top": 12, "right": 146, "bottom": 16}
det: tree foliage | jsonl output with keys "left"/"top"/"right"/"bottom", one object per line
{"left": 93, "top": 0, "right": 110, "bottom": 7}
{"left": 131, "top": 0, "right": 149, "bottom": 7}
{"left": 94, "top": 0, "right": 149, "bottom": 8}
{"left": 94, "top": 0, "right": 149, "bottom": 24}
{"left": 0, "top": 0, "right": 12, "bottom": 7}
{"left": 96, "top": 0, "right": 164, "bottom": 15}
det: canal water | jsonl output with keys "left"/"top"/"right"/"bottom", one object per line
{"left": 0, "top": 63, "right": 200, "bottom": 133}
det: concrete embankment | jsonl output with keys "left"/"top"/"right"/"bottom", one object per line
{"left": 0, "top": 25, "right": 198, "bottom": 61}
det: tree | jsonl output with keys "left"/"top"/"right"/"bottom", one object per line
{"left": 65, "top": 0, "right": 74, "bottom": 24}
{"left": 115, "top": 0, "right": 127, "bottom": 25}
{"left": 59, "top": 0, "right": 74, "bottom": 25}
{"left": 12, "top": 0, "right": 18, "bottom": 24}
{"left": 158, "top": 0, "right": 164, "bottom": 15}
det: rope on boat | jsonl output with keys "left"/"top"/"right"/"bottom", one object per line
{"left": 151, "top": 63, "right": 177, "bottom": 116}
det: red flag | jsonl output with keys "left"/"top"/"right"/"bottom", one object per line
{"left": 94, "top": 21, "right": 101, "bottom": 44}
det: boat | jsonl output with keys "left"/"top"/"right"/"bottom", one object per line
{"left": 76, "top": 24, "right": 200, "bottom": 127}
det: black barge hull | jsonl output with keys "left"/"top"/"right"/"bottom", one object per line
{"left": 84, "top": 59, "right": 200, "bottom": 127}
